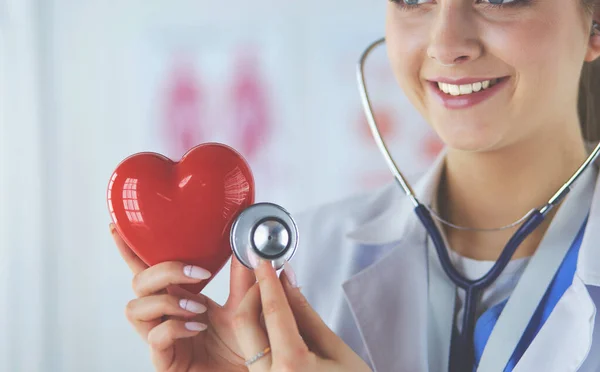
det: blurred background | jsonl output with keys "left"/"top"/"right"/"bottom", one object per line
{"left": 0, "top": 0, "right": 442, "bottom": 371}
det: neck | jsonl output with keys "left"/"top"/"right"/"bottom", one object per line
{"left": 438, "top": 121, "right": 588, "bottom": 260}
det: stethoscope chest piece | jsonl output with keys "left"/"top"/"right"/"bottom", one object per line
{"left": 231, "top": 202, "right": 299, "bottom": 270}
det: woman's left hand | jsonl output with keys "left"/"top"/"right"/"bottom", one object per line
{"left": 232, "top": 258, "right": 372, "bottom": 372}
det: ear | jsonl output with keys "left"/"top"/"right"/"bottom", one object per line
{"left": 585, "top": 14, "right": 600, "bottom": 62}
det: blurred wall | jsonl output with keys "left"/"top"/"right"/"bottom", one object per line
{"left": 0, "top": 0, "right": 441, "bottom": 371}
{"left": 2, "top": 0, "right": 47, "bottom": 371}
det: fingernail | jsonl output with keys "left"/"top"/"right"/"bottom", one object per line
{"left": 179, "top": 298, "right": 207, "bottom": 314}
{"left": 284, "top": 262, "right": 298, "bottom": 288}
{"left": 109, "top": 223, "right": 116, "bottom": 234}
{"left": 185, "top": 322, "right": 207, "bottom": 332}
{"left": 183, "top": 265, "right": 211, "bottom": 280}
{"left": 247, "top": 247, "right": 261, "bottom": 269}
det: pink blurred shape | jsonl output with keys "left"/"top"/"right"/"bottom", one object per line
{"left": 230, "top": 49, "right": 271, "bottom": 160}
{"left": 162, "top": 58, "right": 204, "bottom": 159}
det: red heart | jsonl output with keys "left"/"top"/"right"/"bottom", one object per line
{"left": 107, "top": 143, "right": 255, "bottom": 293}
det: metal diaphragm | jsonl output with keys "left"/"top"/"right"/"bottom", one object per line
{"left": 230, "top": 202, "right": 299, "bottom": 270}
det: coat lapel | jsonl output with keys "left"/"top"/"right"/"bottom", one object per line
{"left": 540, "top": 159, "right": 600, "bottom": 372}
{"left": 508, "top": 145, "right": 600, "bottom": 371}
{"left": 511, "top": 274, "right": 596, "bottom": 372}
{"left": 342, "top": 152, "right": 447, "bottom": 372}
{"left": 342, "top": 227, "right": 429, "bottom": 372}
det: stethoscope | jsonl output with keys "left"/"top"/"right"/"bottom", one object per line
{"left": 230, "top": 202, "right": 299, "bottom": 271}
{"left": 357, "top": 37, "right": 600, "bottom": 366}
{"left": 229, "top": 35, "right": 600, "bottom": 366}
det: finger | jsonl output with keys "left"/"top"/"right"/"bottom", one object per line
{"left": 253, "top": 259, "right": 307, "bottom": 359}
{"left": 132, "top": 261, "right": 211, "bottom": 297}
{"left": 125, "top": 293, "right": 208, "bottom": 340}
{"left": 226, "top": 254, "right": 256, "bottom": 309}
{"left": 147, "top": 318, "right": 208, "bottom": 359}
{"left": 126, "top": 293, "right": 207, "bottom": 322}
{"left": 110, "top": 223, "right": 148, "bottom": 275}
{"left": 281, "top": 263, "right": 347, "bottom": 360}
{"left": 233, "top": 284, "right": 272, "bottom": 371}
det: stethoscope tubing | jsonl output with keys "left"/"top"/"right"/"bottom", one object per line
{"left": 414, "top": 205, "right": 545, "bottom": 290}
{"left": 416, "top": 204, "right": 545, "bottom": 367}
{"left": 357, "top": 38, "right": 418, "bottom": 207}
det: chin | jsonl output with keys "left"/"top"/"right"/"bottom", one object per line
{"left": 444, "top": 139, "right": 498, "bottom": 153}
{"left": 431, "top": 120, "right": 505, "bottom": 153}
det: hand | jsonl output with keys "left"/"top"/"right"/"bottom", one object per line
{"left": 232, "top": 258, "right": 372, "bottom": 372}
{"left": 110, "top": 223, "right": 252, "bottom": 372}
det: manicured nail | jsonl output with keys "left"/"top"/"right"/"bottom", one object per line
{"left": 183, "top": 265, "right": 211, "bottom": 280}
{"left": 179, "top": 299, "right": 207, "bottom": 314}
{"left": 185, "top": 322, "right": 207, "bottom": 331}
{"left": 109, "top": 223, "right": 116, "bottom": 234}
{"left": 284, "top": 262, "right": 298, "bottom": 288}
{"left": 247, "top": 247, "right": 261, "bottom": 269}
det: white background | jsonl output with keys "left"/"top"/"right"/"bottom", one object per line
{"left": 0, "top": 1, "right": 439, "bottom": 371}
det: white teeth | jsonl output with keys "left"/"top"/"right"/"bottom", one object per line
{"left": 438, "top": 83, "right": 450, "bottom": 94}
{"left": 459, "top": 84, "right": 473, "bottom": 95}
{"left": 449, "top": 84, "right": 460, "bottom": 96}
{"left": 436, "top": 79, "right": 499, "bottom": 96}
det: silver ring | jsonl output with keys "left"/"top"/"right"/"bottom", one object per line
{"left": 245, "top": 346, "right": 271, "bottom": 366}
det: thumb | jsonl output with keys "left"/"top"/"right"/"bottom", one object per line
{"left": 280, "top": 262, "right": 346, "bottom": 360}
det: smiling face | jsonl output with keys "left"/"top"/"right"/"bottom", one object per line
{"left": 385, "top": 0, "right": 598, "bottom": 152}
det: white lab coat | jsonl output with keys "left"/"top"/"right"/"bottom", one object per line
{"left": 291, "top": 152, "right": 600, "bottom": 372}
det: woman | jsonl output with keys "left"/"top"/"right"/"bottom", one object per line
{"left": 110, "top": 1, "right": 600, "bottom": 371}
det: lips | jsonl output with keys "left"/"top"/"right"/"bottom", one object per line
{"left": 429, "top": 76, "right": 509, "bottom": 85}
{"left": 426, "top": 76, "right": 510, "bottom": 109}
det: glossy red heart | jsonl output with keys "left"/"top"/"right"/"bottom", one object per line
{"left": 107, "top": 143, "right": 255, "bottom": 293}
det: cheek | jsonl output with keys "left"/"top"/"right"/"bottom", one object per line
{"left": 482, "top": 18, "right": 585, "bottom": 146}
{"left": 386, "top": 24, "right": 428, "bottom": 99}
{"left": 483, "top": 21, "right": 552, "bottom": 114}
{"left": 486, "top": 14, "right": 585, "bottom": 113}
{"left": 489, "top": 21, "right": 557, "bottom": 75}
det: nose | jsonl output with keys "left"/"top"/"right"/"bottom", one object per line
{"left": 427, "top": 7, "right": 482, "bottom": 66}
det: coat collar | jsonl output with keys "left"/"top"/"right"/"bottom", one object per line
{"left": 346, "top": 145, "right": 600, "bottom": 286}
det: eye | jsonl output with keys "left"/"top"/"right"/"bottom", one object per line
{"left": 389, "top": 0, "right": 433, "bottom": 8}
{"left": 477, "top": 0, "right": 527, "bottom": 6}
{"left": 478, "top": 0, "right": 531, "bottom": 10}
{"left": 479, "top": 0, "right": 520, "bottom": 5}
{"left": 390, "top": 0, "right": 527, "bottom": 9}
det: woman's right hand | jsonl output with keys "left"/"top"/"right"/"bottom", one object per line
{"left": 110, "top": 223, "right": 253, "bottom": 372}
